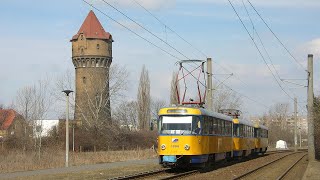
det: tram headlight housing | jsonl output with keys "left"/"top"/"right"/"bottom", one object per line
{"left": 161, "top": 144, "right": 166, "bottom": 150}
{"left": 184, "top": 144, "right": 190, "bottom": 150}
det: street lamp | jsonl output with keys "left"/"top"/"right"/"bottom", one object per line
{"left": 62, "top": 90, "right": 73, "bottom": 167}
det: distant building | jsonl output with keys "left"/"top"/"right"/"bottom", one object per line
{"left": 286, "top": 115, "right": 308, "bottom": 133}
{"left": 33, "top": 120, "right": 59, "bottom": 137}
{"left": 0, "top": 109, "right": 25, "bottom": 140}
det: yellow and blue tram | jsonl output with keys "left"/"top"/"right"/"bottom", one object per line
{"left": 157, "top": 106, "right": 268, "bottom": 167}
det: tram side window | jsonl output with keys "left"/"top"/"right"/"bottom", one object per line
{"left": 222, "top": 120, "right": 226, "bottom": 135}
{"left": 261, "top": 129, "right": 268, "bottom": 138}
{"left": 217, "top": 119, "right": 221, "bottom": 134}
{"left": 204, "top": 117, "right": 210, "bottom": 135}
{"left": 208, "top": 117, "right": 214, "bottom": 135}
{"left": 225, "top": 121, "right": 231, "bottom": 136}
{"left": 239, "top": 125, "right": 244, "bottom": 137}
{"left": 243, "top": 125, "right": 247, "bottom": 137}
{"left": 233, "top": 124, "right": 239, "bottom": 137}
{"left": 220, "top": 120, "right": 224, "bottom": 135}
{"left": 245, "top": 126, "right": 247, "bottom": 137}
{"left": 246, "top": 126, "right": 249, "bottom": 137}
{"left": 213, "top": 119, "right": 218, "bottom": 135}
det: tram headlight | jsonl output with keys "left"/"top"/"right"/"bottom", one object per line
{"left": 161, "top": 144, "right": 166, "bottom": 150}
{"left": 184, "top": 144, "right": 190, "bottom": 150}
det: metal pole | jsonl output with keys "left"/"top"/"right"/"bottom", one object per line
{"left": 62, "top": 90, "right": 73, "bottom": 168}
{"left": 65, "top": 94, "right": 69, "bottom": 167}
{"left": 72, "top": 124, "right": 75, "bottom": 152}
{"left": 294, "top": 97, "right": 298, "bottom": 152}
{"left": 299, "top": 116, "right": 302, "bottom": 148}
{"left": 206, "top": 58, "right": 213, "bottom": 111}
{"left": 307, "top": 54, "right": 315, "bottom": 161}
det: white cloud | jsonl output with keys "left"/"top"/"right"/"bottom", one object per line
{"left": 300, "top": 38, "right": 320, "bottom": 58}
{"left": 93, "top": 0, "right": 176, "bottom": 10}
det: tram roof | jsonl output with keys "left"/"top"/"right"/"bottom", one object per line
{"left": 158, "top": 106, "right": 233, "bottom": 122}
{"left": 255, "top": 124, "right": 268, "bottom": 130}
{"left": 236, "top": 118, "right": 254, "bottom": 126}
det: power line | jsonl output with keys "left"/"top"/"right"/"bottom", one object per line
{"left": 227, "top": 0, "right": 295, "bottom": 101}
{"left": 131, "top": 0, "right": 288, "bottom": 111}
{"left": 97, "top": 0, "right": 209, "bottom": 87}
{"left": 241, "top": 0, "right": 308, "bottom": 114}
{"left": 131, "top": 0, "right": 277, "bottom": 110}
{"left": 241, "top": 1, "right": 308, "bottom": 113}
{"left": 242, "top": 0, "right": 282, "bottom": 80}
{"left": 131, "top": 0, "right": 208, "bottom": 59}
{"left": 212, "top": 76, "right": 269, "bottom": 109}
{"left": 246, "top": 0, "right": 308, "bottom": 72}
{"left": 84, "top": 0, "right": 289, "bottom": 112}
{"left": 100, "top": 0, "right": 190, "bottom": 60}
{"left": 81, "top": 0, "right": 181, "bottom": 61}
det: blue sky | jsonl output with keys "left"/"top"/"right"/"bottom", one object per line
{"left": 0, "top": 0, "right": 319, "bottom": 118}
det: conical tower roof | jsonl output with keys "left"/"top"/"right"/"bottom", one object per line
{"left": 71, "top": 10, "right": 111, "bottom": 40}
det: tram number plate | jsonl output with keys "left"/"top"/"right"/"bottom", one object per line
{"left": 171, "top": 145, "right": 179, "bottom": 148}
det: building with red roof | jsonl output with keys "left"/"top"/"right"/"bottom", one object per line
{"left": 0, "top": 109, "right": 25, "bottom": 139}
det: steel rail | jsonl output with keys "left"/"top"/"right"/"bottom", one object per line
{"left": 233, "top": 152, "right": 301, "bottom": 180}
{"left": 276, "top": 153, "right": 307, "bottom": 180}
{"left": 108, "top": 168, "right": 168, "bottom": 180}
{"left": 160, "top": 169, "right": 199, "bottom": 180}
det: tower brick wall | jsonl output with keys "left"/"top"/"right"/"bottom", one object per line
{"left": 71, "top": 11, "right": 113, "bottom": 127}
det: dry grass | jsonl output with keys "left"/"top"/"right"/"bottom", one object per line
{"left": 0, "top": 148, "right": 157, "bottom": 173}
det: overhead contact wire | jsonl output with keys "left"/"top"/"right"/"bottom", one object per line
{"left": 82, "top": 0, "right": 181, "bottom": 61}
{"left": 247, "top": 0, "right": 308, "bottom": 72}
{"left": 227, "top": 0, "right": 295, "bottom": 101}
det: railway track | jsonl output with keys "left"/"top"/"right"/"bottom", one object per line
{"left": 233, "top": 151, "right": 307, "bottom": 180}
{"left": 108, "top": 168, "right": 199, "bottom": 180}
{"left": 110, "top": 150, "right": 306, "bottom": 180}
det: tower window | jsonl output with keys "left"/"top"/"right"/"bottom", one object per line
{"left": 97, "top": 44, "right": 100, "bottom": 49}
{"left": 80, "top": 35, "right": 83, "bottom": 40}
{"left": 82, "top": 77, "right": 86, "bottom": 84}
{"left": 80, "top": 48, "right": 84, "bottom": 55}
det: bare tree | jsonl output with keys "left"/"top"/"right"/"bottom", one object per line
{"left": 137, "top": 65, "right": 151, "bottom": 130}
{"left": 170, "top": 72, "right": 179, "bottom": 105}
{"left": 151, "top": 98, "right": 167, "bottom": 120}
{"left": 109, "top": 64, "right": 130, "bottom": 105}
{"left": 14, "top": 78, "right": 52, "bottom": 155}
{"left": 113, "top": 101, "right": 138, "bottom": 130}
{"left": 265, "top": 103, "right": 294, "bottom": 146}
{"left": 268, "top": 103, "right": 290, "bottom": 130}
{"left": 212, "top": 85, "right": 242, "bottom": 112}
{"left": 150, "top": 98, "right": 166, "bottom": 131}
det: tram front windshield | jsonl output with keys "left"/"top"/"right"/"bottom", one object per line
{"left": 158, "top": 116, "right": 202, "bottom": 135}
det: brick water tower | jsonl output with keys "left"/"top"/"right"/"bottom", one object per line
{"left": 70, "top": 11, "right": 113, "bottom": 127}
